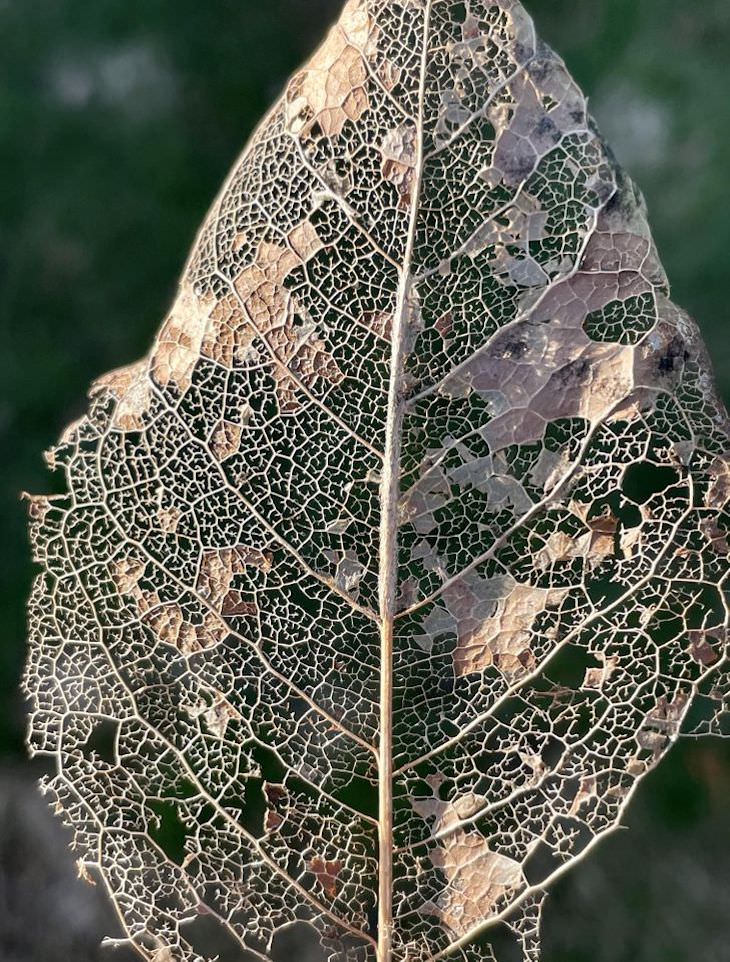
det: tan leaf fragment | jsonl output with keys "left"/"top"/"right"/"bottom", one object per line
{"left": 151, "top": 949, "right": 175, "bottom": 962}
{"left": 210, "top": 421, "right": 243, "bottom": 461}
{"left": 233, "top": 241, "right": 299, "bottom": 336}
{"left": 215, "top": 236, "right": 343, "bottom": 412}
{"left": 439, "top": 222, "right": 699, "bottom": 452}
{"left": 700, "top": 517, "right": 730, "bottom": 556}
{"left": 620, "top": 523, "right": 644, "bottom": 559}
{"left": 110, "top": 557, "right": 146, "bottom": 597}
{"left": 144, "top": 602, "right": 228, "bottom": 655}
{"left": 434, "top": 311, "right": 454, "bottom": 341}
{"left": 112, "top": 562, "right": 230, "bottom": 655}
{"left": 197, "top": 545, "right": 272, "bottom": 617}
{"left": 200, "top": 291, "right": 250, "bottom": 368}
{"left": 414, "top": 794, "right": 526, "bottom": 937}
{"left": 637, "top": 692, "right": 690, "bottom": 759}
{"left": 203, "top": 695, "right": 242, "bottom": 740}
{"left": 586, "top": 508, "right": 619, "bottom": 562}
{"left": 363, "top": 310, "right": 393, "bottom": 341}
{"left": 441, "top": 321, "right": 639, "bottom": 451}
{"left": 380, "top": 122, "right": 417, "bottom": 208}
{"left": 543, "top": 502, "right": 620, "bottom": 568}
{"left": 583, "top": 654, "right": 620, "bottom": 689}
{"left": 157, "top": 504, "right": 182, "bottom": 534}
{"left": 706, "top": 456, "right": 730, "bottom": 509}
{"left": 288, "top": 0, "right": 371, "bottom": 137}
{"left": 569, "top": 776, "right": 598, "bottom": 816}
{"left": 377, "top": 58, "right": 401, "bottom": 93}
{"left": 444, "top": 573, "right": 568, "bottom": 678}
{"left": 76, "top": 859, "right": 97, "bottom": 886}
{"left": 688, "top": 630, "right": 723, "bottom": 668}
{"left": 288, "top": 220, "right": 325, "bottom": 262}
{"left": 152, "top": 283, "right": 212, "bottom": 393}
{"left": 93, "top": 360, "right": 152, "bottom": 431}
{"left": 535, "top": 530, "right": 584, "bottom": 570}
{"left": 265, "top": 808, "right": 284, "bottom": 832}
{"left": 22, "top": 493, "right": 51, "bottom": 524}
{"left": 264, "top": 783, "right": 288, "bottom": 833}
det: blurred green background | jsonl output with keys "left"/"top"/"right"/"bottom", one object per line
{"left": 0, "top": 1, "right": 728, "bottom": 960}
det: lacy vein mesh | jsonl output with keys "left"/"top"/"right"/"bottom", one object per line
{"left": 24, "top": 1, "right": 729, "bottom": 961}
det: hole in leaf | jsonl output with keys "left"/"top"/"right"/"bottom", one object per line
{"left": 288, "top": 582, "right": 320, "bottom": 619}
{"left": 472, "top": 922, "right": 524, "bottom": 961}
{"left": 586, "top": 577, "right": 624, "bottom": 607}
{"left": 271, "top": 922, "right": 326, "bottom": 962}
{"left": 646, "top": 611, "right": 684, "bottom": 647}
{"left": 183, "top": 910, "right": 260, "bottom": 962}
{"left": 547, "top": 644, "right": 595, "bottom": 689}
{"left": 622, "top": 461, "right": 679, "bottom": 504}
{"left": 524, "top": 838, "right": 568, "bottom": 886}
{"left": 147, "top": 800, "right": 188, "bottom": 864}
{"left": 337, "top": 774, "right": 379, "bottom": 821}
{"left": 246, "top": 746, "right": 287, "bottom": 837}
{"left": 685, "top": 584, "right": 724, "bottom": 631}
{"left": 81, "top": 718, "right": 119, "bottom": 764}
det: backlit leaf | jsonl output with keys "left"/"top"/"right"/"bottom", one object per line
{"left": 24, "top": 2, "right": 729, "bottom": 960}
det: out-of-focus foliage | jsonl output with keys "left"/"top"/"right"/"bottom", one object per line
{"left": 0, "top": 767, "right": 135, "bottom": 962}
{"left": 1, "top": 2, "right": 729, "bottom": 961}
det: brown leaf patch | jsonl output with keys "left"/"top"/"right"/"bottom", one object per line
{"left": 307, "top": 857, "right": 343, "bottom": 899}
{"left": 144, "top": 603, "right": 228, "bottom": 655}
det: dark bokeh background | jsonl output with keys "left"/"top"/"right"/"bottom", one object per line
{"left": 1, "top": 1, "right": 728, "bottom": 960}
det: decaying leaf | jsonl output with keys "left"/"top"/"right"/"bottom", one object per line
{"left": 23, "top": 2, "right": 729, "bottom": 962}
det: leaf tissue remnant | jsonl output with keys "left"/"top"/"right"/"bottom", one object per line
{"left": 24, "top": 1, "right": 729, "bottom": 961}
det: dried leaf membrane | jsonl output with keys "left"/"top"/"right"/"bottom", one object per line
{"left": 24, "top": 2, "right": 729, "bottom": 962}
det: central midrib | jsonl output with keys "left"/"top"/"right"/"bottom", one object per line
{"left": 376, "top": 4, "right": 432, "bottom": 960}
